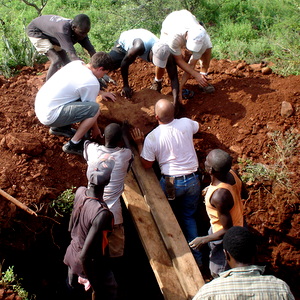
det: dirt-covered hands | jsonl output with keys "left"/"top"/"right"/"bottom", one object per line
{"left": 130, "top": 127, "right": 144, "bottom": 154}
{"left": 99, "top": 91, "right": 116, "bottom": 102}
{"left": 121, "top": 86, "right": 133, "bottom": 99}
{"left": 131, "top": 128, "right": 144, "bottom": 144}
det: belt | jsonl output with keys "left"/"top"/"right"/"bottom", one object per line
{"left": 162, "top": 172, "right": 197, "bottom": 180}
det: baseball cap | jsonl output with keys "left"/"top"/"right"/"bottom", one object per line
{"left": 152, "top": 41, "right": 171, "bottom": 68}
{"left": 186, "top": 26, "right": 206, "bottom": 52}
{"left": 87, "top": 154, "right": 115, "bottom": 186}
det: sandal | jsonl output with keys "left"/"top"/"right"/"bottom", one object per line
{"left": 182, "top": 89, "right": 195, "bottom": 99}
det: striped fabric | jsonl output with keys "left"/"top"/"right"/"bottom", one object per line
{"left": 193, "top": 265, "right": 295, "bottom": 300}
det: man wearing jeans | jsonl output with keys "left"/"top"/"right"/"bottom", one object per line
{"left": 131, "top": 98, "right": 202, "bottom": 268}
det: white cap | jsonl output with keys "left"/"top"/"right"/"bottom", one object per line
{"left": 152, "top": 42, "right": 171, "bottom": 68}
{"left": 186, "top": 27, "right": 206, "bottom": 52}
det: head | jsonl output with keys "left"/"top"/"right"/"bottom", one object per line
{"left": 72, "top": 14, "right": 91, "bottom": 40}
{"left": 87, "top": 155, "right": 115, "bottom": 188}
{"left": 186, "top": 26, "right": 206, "bottom": 52}
{"left": 152, "top": 42, "right": 171, "bottom": 68}
{"left": 223, "top": 226, "right": 257, "bottom": 266}
{"left": 104, "top": 123, "right": 123, "bottom": 148}
{"left": 205, "top": 149, "right": 232, "bottom": 176}
{"left": 155, "top": 99, "right": 175, "bottom": 124}
{"left": 89, "top": 52, "right": 113, "bottom": 78}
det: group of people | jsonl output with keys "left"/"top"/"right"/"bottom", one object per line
{"left": 28, "top": 10, "right": 294, "bottom": 300}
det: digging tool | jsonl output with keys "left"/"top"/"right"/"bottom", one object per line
{"left": 0, "top": 188, "right": 37, "bottom": 216}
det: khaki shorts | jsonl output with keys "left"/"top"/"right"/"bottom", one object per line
{"left": 108, "top": 224, "right": 125, "bottom": 257}
{"left": 29, "top": 37, "right": 62, "bottom": 54}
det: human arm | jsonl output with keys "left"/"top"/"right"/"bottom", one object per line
{"left": 78, "top": 36, "right": 96, "bottom": 57}
{"left": 90, "top": 120, "right": 102, "bottom": 139}
{"left": 173, "top": 54, "right": 209, "bottom": 88}
{"left": 189, "top": 188, "right": 234, "bottom": 250}
{"left": 120, "top": 39, "right": 145, "bottom": 98}
{"left": 79, "top": 210, "right": 112, "bottom": 288}
{"left": 130, "top": 128, "right": 154, "bottom": 169}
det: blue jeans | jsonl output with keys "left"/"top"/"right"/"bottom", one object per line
{"left": 160, "top": 174, "right": 202, "bottom": 266}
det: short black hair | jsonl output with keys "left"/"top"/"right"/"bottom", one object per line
{"left": 90, "top": 52, "right": 113, "bottom": 71}
{"left": 104, "top": 123, "right": 123, "bottom": 146}
{"left": 223, "top": 226, "right": 256, "bottom": 264}
{"left": 210, "top": 149, "right": 232, "bottom": 174}
{"left": 72, "top": 14, "right": 91, "bottom": 29}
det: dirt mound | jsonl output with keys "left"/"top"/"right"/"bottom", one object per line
{"left": 0, "top": 58, "right": 299, "bottom": 298}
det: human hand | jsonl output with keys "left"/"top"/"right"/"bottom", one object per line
{"left": 91, "top": 126, "right": 103, "bottom": 139}
{"left": 121, "top": 86, "right": 133, "bottom": 98}
{"left": 202, "top": 186, "right": 209, "bottom": 197}
{"left": 189, "top": 236, "right": 207, "bottom": 250}
{"left": 196, "top": 73, "right": 209, "bottom": 87}
{"left": 130, "top": 128, "right": 144, "bottom": 144}
{"left": 100, "top": 91, "right": 116, "bottom": 102}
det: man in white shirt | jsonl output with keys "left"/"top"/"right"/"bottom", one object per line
{"left": 153, "top": 10, "right": 214, "bottom": 98}
{"left": 83, "top": 123, "right": 133, "bottom": 258}
{"left": 35, "top": 51, "right": 116, "bottom": 155}
{"left": 131, "top": 98, "right": 203, "bottom": 268}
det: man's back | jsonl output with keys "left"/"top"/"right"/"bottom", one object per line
{"left": 118, "top": 28, "right": 158, "bottom": 61}
{"left": 194, "top": 265, "right": 295, "bottom": 300}
{"left": 84, "top": 141, "right": 133, "bottom": 224}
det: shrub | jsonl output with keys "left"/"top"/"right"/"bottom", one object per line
{"left": 50, "top": 187, "right": 76, "bottom": 217}
{"left": 0, "top": 265, "right": 32, "bottom": 300}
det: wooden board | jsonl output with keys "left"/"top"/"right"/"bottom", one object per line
{"left": 122, "top": 170, "right": 186, "bottom": 299}
{"left": 122, "top": 150, "right": 205, "bottom": 299}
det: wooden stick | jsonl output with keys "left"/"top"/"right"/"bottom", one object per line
{"left": 0, "top": 188, "right": 38, "bottom": 216}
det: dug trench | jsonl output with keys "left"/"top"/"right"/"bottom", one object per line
{"left": 0, "top": 57, "right": 299, "bottom": 299}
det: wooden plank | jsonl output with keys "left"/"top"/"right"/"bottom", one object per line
{"left": 122, "top": 170, "right": 186, "bottom": 300}
{"left": 130, "top": 150, "right": 205, "bottom": 299}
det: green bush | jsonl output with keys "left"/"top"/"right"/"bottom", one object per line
{"left": 0, "top": 266, "right": 32, "bottom": 300}
{"left": 50, "top": 187, "right": 76, "bottom": 217}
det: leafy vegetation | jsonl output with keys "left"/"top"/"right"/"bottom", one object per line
{"left": 0, "top": 265, "right": 33, "bottom": 299}
{"left": 50, "top": 186, "right": 76, "bottom": 217}
{"left": 0, "top": 0, "right": 299, "bottom": 77}
{"left": 238, "top": 129, "right": 299, "bottom": 189}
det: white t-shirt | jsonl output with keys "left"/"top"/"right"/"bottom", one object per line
{"left": 35, "top": 60, "right": 100, "bottom": 125}
{"left": 83, "top": 141, "right": 133, "bottom": 224}
{"left": 160, "top": 10, "right": 212, "bottom": 60}
{"left": 141, "top": 118, "right": 199, "bottom": 176}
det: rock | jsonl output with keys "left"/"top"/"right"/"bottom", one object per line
{"left": 261, "top": 66, "right": 272, "bottom": 75}
{"left": 249, "top": 63, "right": 261, "bottom": 72}
{"left": 229, "top": 145, "right": 244, "bottom": 155}
{"left": 236, "top": 62, "right": 247, "bottom": 70}
{"left": 280, "top": 101, "right": 294, "bottom": 118}
{"left": 5, "top": 132, "right": 43, "bottom": 156}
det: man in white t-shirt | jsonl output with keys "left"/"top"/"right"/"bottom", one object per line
{"left": 131, "top": 99, "right": 203, "bottom": 268}
{"left": 83, "top": 123, "right": 133, "bottom": 257}
{"left": 153, "top": 10, "right": 214, "bottom": 98}
{"left": 35, "top": 51, "right": 116, "bottom": 155}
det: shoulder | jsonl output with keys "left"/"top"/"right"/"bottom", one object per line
{"left": 193, "top": 278, "right": 223, "bottom": 299}
{"left": 210, "top": 188, "right": 234, "bottom": 209}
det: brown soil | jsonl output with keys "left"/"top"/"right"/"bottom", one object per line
{"left": 0, "top": 57, "right": 299, "bottom": 299}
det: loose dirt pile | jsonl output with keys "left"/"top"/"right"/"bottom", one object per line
{"left": 0, "top": 57, "right": 299, "bottom": 299}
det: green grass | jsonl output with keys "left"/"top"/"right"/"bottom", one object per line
{"left": 0, "top": 0, "right": 299, "bottom": 77}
